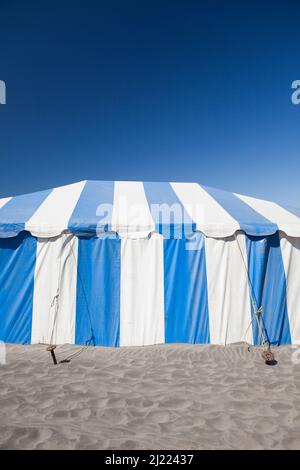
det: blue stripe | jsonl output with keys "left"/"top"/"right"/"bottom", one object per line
{"left": 143, "top": 182, "right": 195, "bottom": 238}
{"left": 164, "top": 234, "right": 210, "bottom": 343}
{"left": 0, "top": 189, "right": 52, "bottom": 238}
{"left": 68, "top": 181, "right": 115, "bottom": 236}
{"left": 75, "top": 237, "right": 120, "bottom": 346}
{"left": 246, "top": 233, "right": 291, "bottom": 346}
{"left": 202, "top": 185, "right": 278, "bottom": 236}
{"left": 0, "top": 232, "right": 36, "bottom": 344}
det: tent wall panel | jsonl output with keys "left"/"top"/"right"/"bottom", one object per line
{"left": 163, "top": 233, "right": 210, "bottom": 344}
{"left": 120, "top": 233, "right": 165, "bottom": 346}
{"left": 279, "top": 234, "right": 300, "bottom": 344}
{"left": 75, "top": 236, "right": 120, "bottom": 347}
{"left": 0, "top": 232, "right": 36, "bottom": 343}
{"left": 205, "top": 233, "right": 253, "bottom": 345}
{"left": 246, "top": 233, "right": 291, "bottom": 346}
{"left": 31, "top": 233, "right": 78, "bottom": 345}
{"left": 0, "top": 230, "right": 298, "bottom": 348}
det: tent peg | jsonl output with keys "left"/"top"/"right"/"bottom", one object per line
{"left": 47, "top": 344, "right": 57, "bottom": 365}
{"left": 262, "top": 348, "right": 277, "bottom": 366}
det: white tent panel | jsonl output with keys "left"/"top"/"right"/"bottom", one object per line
{"left": 205, "top": 233, "right": 253, "bottom": 345}
{"left": 31, "top": 233, "right": 78, "bottom": 345}
{"left": 120, "top": 233, "right": 164, "bottom": 346}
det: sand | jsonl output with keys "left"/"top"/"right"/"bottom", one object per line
{"left": 0, "top": 342, "right": 300, "bottom": 450}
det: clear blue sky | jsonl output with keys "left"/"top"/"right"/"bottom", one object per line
{"left": 0, "top": 0, "right": 299, "bottom": 206}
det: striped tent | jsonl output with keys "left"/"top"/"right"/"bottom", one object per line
{"left": 0, "top": 180, "right": 299, "bottom": 347}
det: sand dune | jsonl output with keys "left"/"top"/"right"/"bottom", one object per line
{"left": 0, "top": 343, "right": 299, "bottom": 449}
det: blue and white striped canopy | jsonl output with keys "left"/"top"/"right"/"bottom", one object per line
{"left": 0, "top": 180, "right": 299, "bottom": 238}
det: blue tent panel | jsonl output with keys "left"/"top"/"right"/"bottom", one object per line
{"left": 68, "top": 181, "right": 115, "bottom": 236}
{"left": 144, "top": 182, "right": 196, "bottom": 238}
{"left": 164, "top": 233, "right": 210, "bottom": 343}
{"left": 0, "top": 232, "right": 36, "bottom": 343}
{"left": 0, "top": 189, "right": 52, "bottom": 238}
{"left": 246, "top": 233, "right": 291, "bottom": 346}
{"left": 75, "top": 236, "right": 121, "bottom": 346}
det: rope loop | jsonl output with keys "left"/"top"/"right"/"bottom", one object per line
{"left": 51, "top": 291, "right": 59, "bottom": 308}
{"left": 254, "top": 306, "right": 263, "bottom": 316}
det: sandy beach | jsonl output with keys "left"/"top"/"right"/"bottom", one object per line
{"left": 0, "top": 342, "right": 299, "bottom": 450}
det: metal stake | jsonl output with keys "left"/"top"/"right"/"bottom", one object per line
{"left": 47, "top": 345, "right": 57, "bottom": 365}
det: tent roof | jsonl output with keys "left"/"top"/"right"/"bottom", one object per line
{"left": 0, "top": 180, "right": 299, "bottom": 239}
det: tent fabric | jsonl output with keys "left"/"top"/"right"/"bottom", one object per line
{"left": 246, "top": 233, "right": 291, "bottom": 346}
{"left": 204, "top": 233, "right": 253, "bottom": 345}
{"left": 68, "top": 180, "right": 115, "bottom": 235}
{"left": 1, "top": 180, "right": 300, "bottom": 239}
{"left": 31, "top": 233, "right": 78, "bottom": 345}
{"left": 75, "top": 236, "right": 120, "bottom": 347}
{"left": 164, "top": 233, "right": 210, "bottom": 344}
{"left": 0, "top": 232, "right": 37, "bottom": 343}
{"left": 144, "top": 182, "right": 196, "bottom": 238}
{"left": 120, "top": 233, "right": 165, "bottom": 346}
{"left": 0, "top": 230, "right": 300, "bottom": 347}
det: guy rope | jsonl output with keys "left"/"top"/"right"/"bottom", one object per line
{"left": 234, "top": 233, "right": 277, "bottom": 366}
{"left": 46, "top": 235, "right": 65, "bottom": 365}
{"left": 46, "top": 233, "right": 95, "bottom": 365}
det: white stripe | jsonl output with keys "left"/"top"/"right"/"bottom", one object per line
{"left": 31, "top": 233, "right": 78, "bottom": 345}
{"left": 26, "top": 181, "right": 86, "bottom": 237}
{"left": 112, "top": 181, "right": 155, "bottom": 237}
{"left": 205, "top": 233, "right": 253, "bottom": 345}
{"left": 280, "top": 234, "right": 300, "bottom": 344}
{"left": 0, "top": 197, "right": 11, "bottom": 209}
{"left": 235, "top": 193, "right": 300, "bottom": 236}
{"left": 120, "top": 233, "right": 165, "bottom": 346}
{"left": 171, "top": 182, "right": 240, "bottom": 237}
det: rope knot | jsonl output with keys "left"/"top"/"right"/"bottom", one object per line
{"left": 51, "top": 291, "right": 59, "bottom": 308}
{"left": 254, "top": 306, "right": 263, "bottom": 316}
